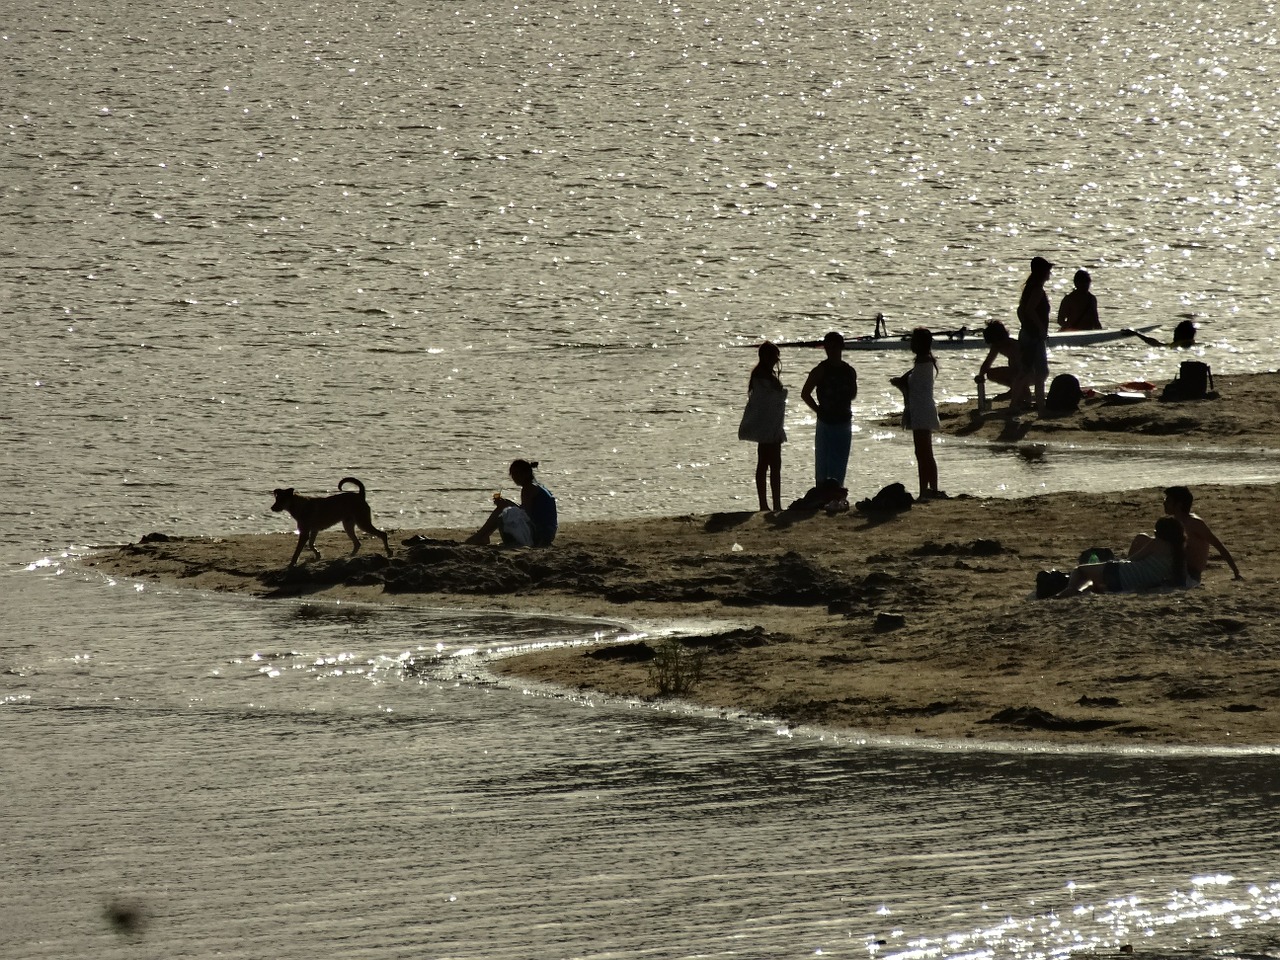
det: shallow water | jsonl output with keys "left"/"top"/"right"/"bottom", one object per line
{"left": 3, "top": 0, "right": 1280, "bottom": 956}
{"left": 6, "top": 569, "right": 1280, "bottom": 960}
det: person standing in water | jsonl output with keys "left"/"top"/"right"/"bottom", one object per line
{"left": 800, "top": 331, "right": 858, "bottom": 489}
{"left": 892, "top": 327, "right": 944, "bottom": 500}
{"left": 1012, "top": 255, "right": 1053, "bottom": 413}
{"left": 737, "top": 341, "right": 788, "bottom": 511}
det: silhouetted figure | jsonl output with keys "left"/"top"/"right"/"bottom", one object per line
{"left": 737, "top": 341, "right": 788, "bottom": 511}
{"left": 466, "top": 459, "right": 558, "bottom": 547}
{"left": 800, "top": 332, "right": 858, "bottom": 487}
{"left": 975, "top": 320, "right": 1028, "bottom": 408}
{"left": 1172, "top": 319, "right": 1197, "bottom": 347}
{"left": 892, "top": 327, "right": 944, "bottom": 500}
{"left": 1057, "top": 269, "right": 1101, "bottom": 330}
{"left": 1011, "top": 256, "right": 1053, "bottom": 413}
{"left": 1057, "top": 516, "right": 1187, "bottom": 596}
{"left": 1130, "top": 486, "right": 1241, "bottom": 582}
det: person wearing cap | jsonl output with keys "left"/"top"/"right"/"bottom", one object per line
{"left": 1057, "top": 269, "right": 1101, "bottom": 330}
{"left": 800, "top": 331, "right": 859, "bottom": 487}
{"left": 1011, "top": 255, "right": 1054, "bottom": 413}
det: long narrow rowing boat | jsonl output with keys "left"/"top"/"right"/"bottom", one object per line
{"left": 847, "top": 324, "right": 1160, "bottom": 351}
{"left": 774, "top": 322, "right": 1161, "bottom": 351}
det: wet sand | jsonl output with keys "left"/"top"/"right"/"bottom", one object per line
{"left": 85, "top": 372, "right": 1280, "bottom": 748}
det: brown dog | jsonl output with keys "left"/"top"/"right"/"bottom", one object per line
{"left": 270, "top": 477, "right": 392, "bottom": 567}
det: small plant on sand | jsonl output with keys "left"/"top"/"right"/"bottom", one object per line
{"left": 647, "top": 637, "right": 706, "bottom": 698}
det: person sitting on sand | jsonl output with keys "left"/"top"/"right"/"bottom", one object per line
{"left": 1056, "top": 269, "right": 1101, "bottom": 331}
{"left": 466, "top": 459, "right": 558, "bottom": 547}
{"left": 975, "top": 320, "right": 1027, "bottom": 406}
{"left": 1129, "top": 486, "right": 1242, "bottom": 582}
{"left": 1057, "top": 515, "right": 1187, "bottom": 597}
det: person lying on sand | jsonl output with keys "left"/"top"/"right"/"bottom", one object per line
{"left": 1131, "top": 486, "right": 1242, "bottom": 582}
{"left": 1057, "top": 516, "right": 1187, "bottom": 597}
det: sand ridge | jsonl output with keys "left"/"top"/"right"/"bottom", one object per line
{"left": 84, "top": 372, "right": 1280, "bottom": 748}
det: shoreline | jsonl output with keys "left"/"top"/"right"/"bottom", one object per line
{"left": 82, "top": 372, "right": 1280, "bottom": 749}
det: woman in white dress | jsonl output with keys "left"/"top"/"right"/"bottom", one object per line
{"left": 737, "top": 341, "right": 788, "bottom": 512}
{"left": 895, "top": 327, "right": 944, "bottom": 501}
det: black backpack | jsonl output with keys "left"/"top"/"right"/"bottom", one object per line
{"left": 1046, "top": 373, "right": 1082, "bottom": 413}
{"left": 855, "top": 481, "right": 914, "bottom": 514}
{"left": 1160, "top": 361, "right": 1213, "bottom": 402}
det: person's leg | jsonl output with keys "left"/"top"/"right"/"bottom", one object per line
{"left": 988, "top": 367, "right": 1014, "bottom": 387}
{"left": 813, "top": 423, "right": 830, "bottom": 486}
{"left": 822, "top": 423, "right": 852, "bottom": 487}
{"left": 466, "top": 495, "right": 523, "bottom": 545}
{"left": 1128, "top": 532, "right": 1155, "bottom": 557}
{"left": 762, "top": 442, "right": 782, "bottom": 511}
{"left": 1057, "top": 562, "right": 1107, "bottom": 597}
{"left": 912, "top": 429, "right": 938, "bottom": 496}
{"left": 465, "top": 504, "right": 506, "bottom": 544}
{"left": 754, "top": 445, "right": 769, "bottom": 511}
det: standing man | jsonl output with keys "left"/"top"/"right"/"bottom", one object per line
{"left": 800, "top": 331, "right": 858, "bottom": 488}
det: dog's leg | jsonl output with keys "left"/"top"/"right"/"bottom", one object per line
{"left": 355, "top": 515, "right": 392, "bottom": 556}
{"left": 306, "top": 530, "right": 322, "bottom": 560}
{"left": 290, "top": 530, "right": 308, "bottom": 567}
{"left": 365, "top": 524, "right": 390, "bottom": 556}
{"left": 342, "top": 520, "right": 362, "bottom": 555}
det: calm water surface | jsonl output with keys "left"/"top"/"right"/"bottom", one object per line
{"left": 3, "top": 0, "right": 1279, "bottom": 956}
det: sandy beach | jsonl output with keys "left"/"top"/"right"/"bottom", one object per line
{"left": 85, "top": 372, "right": 1280, "bottom": 749}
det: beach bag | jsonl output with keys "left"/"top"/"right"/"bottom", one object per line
{"left": 737, "top": 384, "right": 788, "bottom": 444}
{"left": 787, "top": 480, "right": 847, "bottom": 511}
{"left": 1045, "top": 373, "right": 1082, "bottom": 413}
{"left": 1160, "top": 361, "right": 1212, "bottom": 402}
{"left": 1035, "top": 569, "right": 1070, "bottom": 599}
{"left": 891, "top": 371, "right": 911, "bottom": 428}
{"left": 855, "top": 482, "right": 914, "bottom": 514}
{"left": 1077, "top": 546, "right": 1115, "bottom": 565}
{"left": 498, "top": 506, "right": 535, "bottom": 547}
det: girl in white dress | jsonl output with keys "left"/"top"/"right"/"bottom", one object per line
{"left": 900, "top": 327, "right": 943, "bottom": 500}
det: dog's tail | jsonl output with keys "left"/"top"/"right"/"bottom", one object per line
{"left": 338, "top": 476, "right": 366, "bottom": 498}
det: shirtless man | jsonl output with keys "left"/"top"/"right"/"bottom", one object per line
{"left": 1131, "top": 486, "right": 1242, "bottom": 581}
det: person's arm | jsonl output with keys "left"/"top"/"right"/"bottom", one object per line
{"left": 519, "top": 483, "right": 536, "bottom": 514}
{"left": 800, "top": 367, "right": 820, "bottom": 413}
{"left": 1056, "top": 294, "right": 1071, "bottom": 329}
{"left": 977, "top": 347, "right": 998, "bottom": 379}
{"left": 1202, "top": 525, "right": 1243, "bottom": 579}
{"left": 1086, "top": 293, "right": 1100, "bottom": 329}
